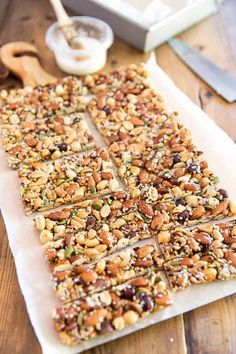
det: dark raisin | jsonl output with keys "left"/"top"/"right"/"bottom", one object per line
{"left": 122, "top": 286, "right": 135, "bottom": 300}
{"left": 175, "top": 198, "right": 186, "bottom": 206}
{"left": 59, "top": 143, "right": 68, "bottom": 151}
{"left": 86, "top": 215, "right": 96, "bottom": 227}
{"left": 45, "top": 118, "right": 51, "bottom": 125}
{"left": 218, "top": 189, "right": 228, "bottom": 199}
{"left": 188, "top": 164, "right": 199, "bottom": 173}
{"left": 73, "top": 177, "right": 78, "bottom": 182}
{"left": 173, "top": 155, "right": 181, "bottom": 164}
{"left": 103, "top": 107, "right": 113, "bottom": 115}
{"left": 178, "top": 210, "right": 189, "bottom": 223}
{"left": 140, "top": 294, "right": 153, "bottom": 311}
{"left": 49, "top": 148, "right": 56, "bottom": 154}
{"left": 99, "top": 320, "right": 114, "bottom": 334}
{"left": 129, "top": 231, "right": 137, "bottom": 238}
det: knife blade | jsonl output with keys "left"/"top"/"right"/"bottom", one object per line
{"left": 168, "top": 38, "right": 236, "bottom": 103}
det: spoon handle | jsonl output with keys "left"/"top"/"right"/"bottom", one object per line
{"left": 49, "top": 0, "right": 73, "bottom": 27}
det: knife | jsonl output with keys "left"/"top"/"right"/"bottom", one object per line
{"left": 168, "top": 38, "right": 236, "bottom": 103}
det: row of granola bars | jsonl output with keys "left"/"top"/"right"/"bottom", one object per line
{"left": 1, "top": 63, "right": 236, "bottom": 347}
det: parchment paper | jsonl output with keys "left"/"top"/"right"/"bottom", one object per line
{"left": 0, "top": 54, "right": 235, "bottom": 354}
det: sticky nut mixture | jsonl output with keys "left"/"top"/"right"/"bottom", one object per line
{"left": 54, "top": 240, "right": 163, "bottom": 302}
{"left": 53, "top": 273, "right": 173, "bottom": 345}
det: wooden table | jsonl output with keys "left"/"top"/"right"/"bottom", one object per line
{"left": 0, "top": 1, "right": 235, "bottom": 353}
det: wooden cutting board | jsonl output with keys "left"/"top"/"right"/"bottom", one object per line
{"left": 0, "top": 41, "right": 57, "bottom": 87}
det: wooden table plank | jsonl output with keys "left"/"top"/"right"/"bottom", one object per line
{"left": 0, "top": 1, "right": 235, "bottom": 353}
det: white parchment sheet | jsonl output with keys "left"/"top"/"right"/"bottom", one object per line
{"left": 0, "top": 54, "right": 235, "bottom": 354}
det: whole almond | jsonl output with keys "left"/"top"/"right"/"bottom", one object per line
{"left": 66, "top": 184, "right": 78, "bottom": 196}
{"left": 80, "top": 270, "right": 98, "bottom": 284}
{"left": 134, "top": 260, "right": 154, "bottom": 267}
{"left": 138, "top": 200, "right": 154, "bottom": 217}
{"left": 224, "top": 250, "right": 236, "bottom": 267}
{"left": 136, "top": 245, "right": 154, "bottom": 259}
{"left": 193, "top": 232, "right": 212, "bottom": 245}
{"left": 151, "top": 214, "right": 164, "bottom": 230}
{"left": 47, "top": 210, "right": 70, "bottom": 221}
{"left": 129, "top": 277, "right": 147, "bottom": 287}
{"left": 197, "top": 224, "right": 213, "bottom": 233}
{"left": 190, "top": 206, "right": 205, "bottom": 220}
{"left": 85, "top": 309, "right": 107, "bottom": 326}
{"left": 155, "top": 294, "right": 173, "bottom": 306}
{"left": 212, "top": 200, "right": 229, "bottom": 216}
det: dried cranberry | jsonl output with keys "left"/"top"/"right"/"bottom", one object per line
{"left": 178, "top": 210, "right": 189, "bottom": 223}
{"left": 122, "top": 286, "right": 135, "bottom": 300}
{"left": 218, "top": 189, "right": 228, "bottom": 199}
{"left": 59, "top": 143, "right": 68, "bottom": 151}
{"left": 140, "top": 294, "right": 153, "bottom": 311}
{"left": 175, "top": 198, "right": 186, "bottom": 206}
{"left": 173, "top": 155, "right": 181, "bottom": 164}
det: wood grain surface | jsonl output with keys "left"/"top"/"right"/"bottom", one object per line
{"left": 0, "top": 1, "right": 235, "bottom": 353}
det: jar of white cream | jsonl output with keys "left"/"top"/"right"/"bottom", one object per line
{"left": 46, "top": 16, "right": 113, "bottom": 75}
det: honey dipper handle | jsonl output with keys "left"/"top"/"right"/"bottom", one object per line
{"left": 49, "top": 0, "right": 73, "bottom": 27}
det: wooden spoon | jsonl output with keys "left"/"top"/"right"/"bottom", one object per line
{"left": 0, "top": 41, "right": 56, "bottom": 87}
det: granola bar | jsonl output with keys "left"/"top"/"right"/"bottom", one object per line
{"left": 0, "top": 77, "right": 90, "bottom": 124}
{"left": 53, "top": 272, "right": 173, "bottom": 345}
{"left": 54, "top": 240, "right": 163, "bottom": 302}
{"left": 158, "top": 221, "right": 236, "bottom": 262}
{"left": 18, "top": 148, "right": 113, "bottom": 188}
{"left": 21, "top": 169, "right": 120, "bottom": 214}
{"left": 2, "top": 115, "right": 94, "bottom": 169}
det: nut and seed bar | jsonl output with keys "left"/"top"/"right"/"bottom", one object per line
{"left": 54, "top": 240, "right": 163, "bottom": 302}
{"left": 18, "top": 148, "right": 113, "bottom": 188}
{"left": 0, "top": 77, "right": 90, "bottom": 124}
{"left": 34, "top": 194, "right": 151, "bottom": 268}
{"left": 88, "top": 103, "right": 175, "bottom": 147}
{"left": 2, "top": 115, "right": 95, "bottom": 169}
{"left": 34, "top": 193, "right": 137, "bottom": 239}
{"left": 21, "top": 169, "right": 120, "bottom": 215}
{"left": 40, "top": 209, "right": 151, "bottom": 270}
{"left": 137, "top": 196, "right": 236, "bottom": 232}
{"left": 158, "top": 221, "right": 236, "bottom": 262}
{"left": 83, "top": 63, "right": 151, "bottom": 95}
{"left": 53, "top": 272, "right": 173, "bottom": 345}
{"left": 164, "top": 250, "right": 236, "bottom": 290}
